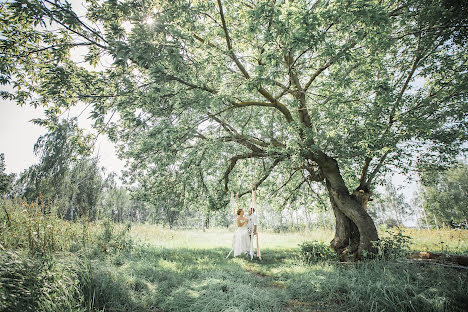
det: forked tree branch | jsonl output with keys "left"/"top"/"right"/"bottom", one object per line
{"left": 216, "top": 0, "right": 294, "bottom": 123}
{"left": 366, "top": 150, "right": 390, "bottom": 185}
{"left": 222, "top": 153, "right": 263, "bottom": 191}
{"left": 359, "top": 157, "right": 372, "bottom": 187}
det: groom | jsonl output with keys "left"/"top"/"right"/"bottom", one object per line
{"left": 246, "top": 206, "right": 258, "bottom": 259}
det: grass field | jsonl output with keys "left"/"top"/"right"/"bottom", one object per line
{"left": 129, "top": 224, "right": 468, "bottom": 254}
{"left": 2, "top": 219, "right": 468, "bottom": 311}
{"left": 87, "top": 225, "right": 466, "bottom": 312}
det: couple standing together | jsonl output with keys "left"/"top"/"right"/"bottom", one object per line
{"left": 230, "top": 189, "right": 261, "bottom": 260}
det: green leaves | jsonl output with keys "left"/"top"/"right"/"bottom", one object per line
{"left": 2, "top": 0, "right": 467, "bottom": 212}
{"left": 421, "top": 163, "right": 468, "bottom": 224}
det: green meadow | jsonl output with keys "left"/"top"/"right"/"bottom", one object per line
{"left": 1, "top": 206, "right": 468, "bottom": 312}
{"left": 78, "top": 226, "right": 468, "bottom": 311}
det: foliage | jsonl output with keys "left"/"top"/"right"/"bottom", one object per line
{"left": 14, "top": 119, "right": 105, "bottom": 221}
{"left": 1, "top": 222, "right": 468, "bottom": 311}
{"left": 370, "top": 229, "right": 412, "bottom": 260}
{"left": 0, "top": 198, "right": 85, "bottom": 254}
{"left": 421, "top": 163, "right": 468, "bottom": 224}
{"left": 1, "top": 0, "right": 466, "bottom": 229}
{"left": 0, "top": 198, "right": 133, "bottom": 256}
{"left": 95, "top": 220, "right": 133, "bottom": 254}
{"left": 0, "top": 250, "right": 83, "bottom": 312}
{"left": 98, "top": 174, "right": 149, "bottom": 222}
{"left": 0, "top": 153, "right": 15, "bottom": 198}
{"left": 299, "top": 240, "right": 338, "bottom": 263}
{"left": 132, "top": 173, "right": 186, "bottom": 228}
{"left": 288, "top": 260, "right": 468, "bottom": 312}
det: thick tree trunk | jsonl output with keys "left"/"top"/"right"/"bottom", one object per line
{"left": 326, "top": 180, "right": 360, "bottom": 260}
{"left": 315, "top": 153, "right": 379, "bottom": 259}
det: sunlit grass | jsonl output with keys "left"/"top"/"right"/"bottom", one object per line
{"left": 130, "top": 224, "right": 468, "bottom": 254}
{"left": 129, "top": 224, "right": 334, "bottom": 249}
{"left": 401, "top": 228, "right": 468, "bottom": 254}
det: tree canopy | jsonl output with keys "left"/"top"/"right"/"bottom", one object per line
{"left": 1, "top": 0, "right": 467, "bottom": 256}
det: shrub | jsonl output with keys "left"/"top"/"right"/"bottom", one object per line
{"left": 370, "top": 229, "right": 412, "bottom": 260}
{"left": 95, "top": 220, "right": 133, "bottom": 254}
{"left": 299, "top": 240, "right": 337, "bottom": 263}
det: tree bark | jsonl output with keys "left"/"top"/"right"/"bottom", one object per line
{"left": 326, "top": 180, "right": 360, "bottom": 261}
{"left": 315, "top": 153, "right": 379, "bottom": 259}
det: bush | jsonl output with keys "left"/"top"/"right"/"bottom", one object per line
{"left": 299, "top": 240, "right": 337, "bottom": 263}
{"left": 370, "top": 229, "right": 412, "bottom": 260}
{"left": 94, "top": 220, "right": 133, "bottom": 255}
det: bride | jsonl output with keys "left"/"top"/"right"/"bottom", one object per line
{"left": 232, "top": 208, "right": 250, "bottom": 257}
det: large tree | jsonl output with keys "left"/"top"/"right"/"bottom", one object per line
{"left": 1, "top": 0, "right": 467, "bottom": 257}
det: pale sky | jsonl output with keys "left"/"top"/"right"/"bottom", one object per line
{"left": 0, "top": 0, "right": 123, "bottom": 176}
{"left": 0, "top": 95, "right": 125, "bottom": 176}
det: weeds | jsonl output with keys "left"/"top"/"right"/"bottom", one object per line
{"left": 95, "top": 220, "right": 133, "bottom": 254}
{"left": 1, "top": 203, "right": 467, "bottom": 312}
{"left": 0, "top": 250, "right": 83, "bottom": 312}
{"left": 299, "top": 240, "right": 338, "bottom": 263}
{"left": 370, "top": 229, "right": 412, "bottom": 260}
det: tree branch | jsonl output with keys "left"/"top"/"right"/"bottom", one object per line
{"left": 303, "top": 38, "right": 360, "bottom": 92}
{"left": 359, "top": 157, "right": 372, "bottom": 186}
{"left": 222, "top": 153, "right": 261, "bottom": 191}
{"left": 216, "top": 0, "right": 294, "bottom": 123}
{"left": 234, "top": 100, "right": 293, "bottom": 123}
{"left": 166, "top": 74, "right": 218, "bottom": 94}
{"left": 239, "top": 157, "right": 283, "bottom": 196}
{"left": 284, "top": 52, "right": 313, "bottom": 128}
{"left": 366, "top": 150, "right": 390, "bottom": 185}
{"left": 42, "top": 0, "right": 108, "bottom": 44}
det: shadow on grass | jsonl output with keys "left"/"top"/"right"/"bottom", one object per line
{"left": 78, "top": 245, "right": 468, "bottom": 312}
{"left": 282, "top": 260, "right": 468, "bottom": 312}
{"left": 82, "top": 246, "right": 292, "bottom": 311}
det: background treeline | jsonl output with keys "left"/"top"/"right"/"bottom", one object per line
{"left": 1, "top": 119, "right": 467, "bottom": 231}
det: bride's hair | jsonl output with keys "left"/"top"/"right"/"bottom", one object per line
{"left": 237, "top": 208, "right": 243, "bottom": 215}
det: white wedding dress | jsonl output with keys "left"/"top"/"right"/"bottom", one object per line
{"left": 232, "top": 219, "right": 250, "bottom": 257}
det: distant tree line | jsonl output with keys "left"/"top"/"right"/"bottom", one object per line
{"left": 1, "top": 118, "right": 466, "bottom": 230}
{"left": 419, "top": 163, "right": 468, "bottom": 229}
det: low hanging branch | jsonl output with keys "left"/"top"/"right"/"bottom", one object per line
{"left": 222, "top": 153, "right": 262, "bottom": 191}
{"left": 239, "top": 157, "right": 284, "bottom": 196}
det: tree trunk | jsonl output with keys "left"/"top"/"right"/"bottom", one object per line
{"left": 305, "top": 208, "right": 310, "bottom": 231}
{"left": 422, "top": 206, "right": 429, "bottom": 229}
{"left": 70, "top": 188, "right": 76, "bottom": 221}
{"left": 316, "top": 154, "right": 379, "bottom": 259}
{"left": 434, "top": 215, "right": 439, "bottom": 230}
{"left": 326, "top": 180, "right": 360, "bottom": 261}
{"left": 393, "top": 202, "right": 401, "bottom": 228}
